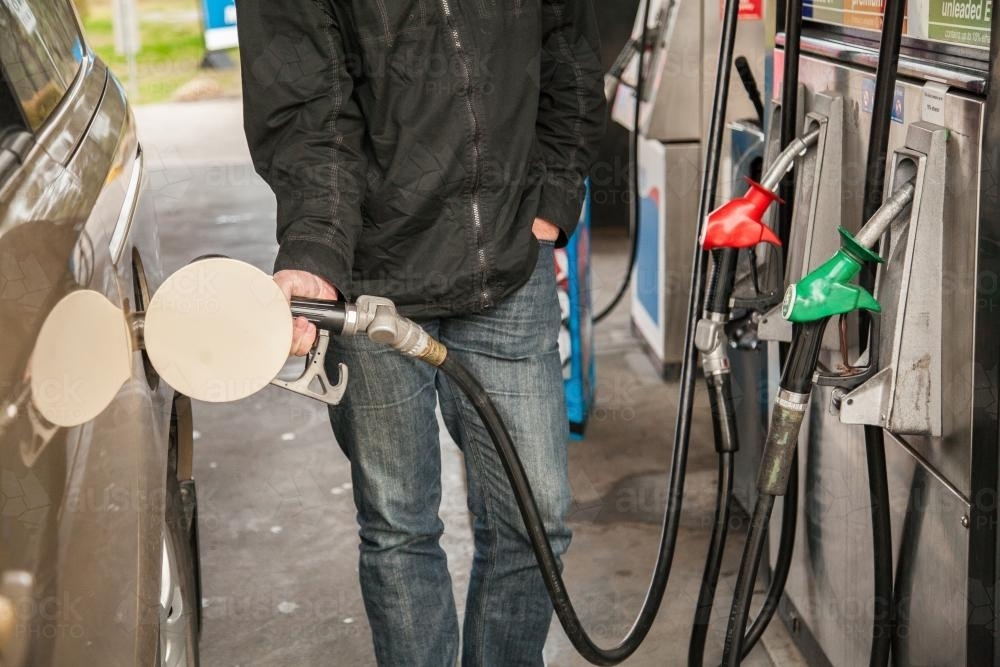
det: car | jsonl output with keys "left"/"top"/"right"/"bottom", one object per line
{"left": 0, "top": 1, "right": 201, "bottom": 665}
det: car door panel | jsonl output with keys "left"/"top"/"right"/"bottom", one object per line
{"left": 1, "top": 49, "right": 169, "bottom": 667}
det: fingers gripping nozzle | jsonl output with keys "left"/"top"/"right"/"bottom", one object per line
{"left": 702, "top": 180, "right": 783, "bottom": 251}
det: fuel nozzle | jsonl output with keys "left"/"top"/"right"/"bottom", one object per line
{"left": 292, "top": 295, "right": 448, "bottom": 367}
{"left": 781, "top": 181, "right": 915, "bottom": 324}
{"left": 702, "top": 179, "right": 782, "bottom": 251}
{"left": 701, "top": 128, "right": 821, "bottom": 252}
{"left": 757, "top": 180, "right": 916, "bottom": 495}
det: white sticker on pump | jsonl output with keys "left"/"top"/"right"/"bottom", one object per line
{"left": 921, "top": 81, "right": 949, "bottom": 126}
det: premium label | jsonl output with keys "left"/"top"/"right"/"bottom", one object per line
{"left": 845, "top": 0, "right": 890, "bottom": 28}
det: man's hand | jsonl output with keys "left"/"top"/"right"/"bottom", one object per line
{"left": 532, "top": 217, "right": 561, "bottom": 242}
{"left": 273, "top": 270, "right": 340, "bottom": 356}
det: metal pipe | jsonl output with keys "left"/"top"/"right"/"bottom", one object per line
{"left": 760, "top": 128, "right": 821, "bottom": 192}
{"left": 854, "top": 181, "right": 915, "bottom": 248}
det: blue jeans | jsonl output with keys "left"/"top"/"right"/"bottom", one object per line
{"left": 329, "top": 242, "right": 572, "bottom": 667}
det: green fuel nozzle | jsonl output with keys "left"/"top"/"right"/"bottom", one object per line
{"left": 780, "top": 181, "right": 915, "bottom": 324}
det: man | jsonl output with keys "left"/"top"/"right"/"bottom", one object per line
{"left": 236, "top": 2, "right": 605, "bottom": 664}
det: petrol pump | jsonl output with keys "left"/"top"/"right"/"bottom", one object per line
{"left": 608, "top": 0, "right": 769, "bottom": 377}
{"left": 739, "top": 1, "right": 1000, "bottom": 664}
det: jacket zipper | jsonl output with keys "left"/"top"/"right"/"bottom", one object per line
{"left": 438, "top": 0, "right": 491, "bottom": 308}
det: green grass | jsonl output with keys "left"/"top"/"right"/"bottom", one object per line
{"left": 76, "top": 0, "right": 242, "bottom": 103}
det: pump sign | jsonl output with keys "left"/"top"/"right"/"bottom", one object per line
{"left": 201, "top": 0, "right": 238, "bottom": 51}
{"left": 927, "top": 0, "right": 992, "bottom": 47}
{"left": 721, "top": 0, "right": 763, "bottom": 20}
{"left": 800, "top": 0, "right": 992, "bottom": 49}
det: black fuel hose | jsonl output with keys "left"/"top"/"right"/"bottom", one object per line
{"left": 714, "top": 5, "right": 807, "bottom": 660}
{"left": 753, "top": 0, "right": 806, "bottom": 637}
{"left": 438, "top": 344, "right": 774, "bottom": 665}
{"left": 437, "top": 353, "right": 658, "bottom": 664}
{"left": 707, "top": 248, "right": 740, "bottom": 317}
{"left": 776, "top": 0, "right": 803, "bottom": 248}
{"left": 688, "top": 450, "right": 735, "bottom": 666}
{"left": 391, "top": 0, "right": 740, "bottom": 661}
{"left": 594, "top": 0, "right": 652, "bottom": 324}
{"left": 690, "top": 0, "right": 806, "bottom": 655}
{"left": 859, "top": 2, "right": 907, "bottom": 664}
{"left": 740, "top": 454, "right": 797, "bottom": 654}
{"left": 735, "top": 56, "right": 765, "bottom": 127}
{"left": 721, "top": 319, "right": 827, "bottom": 666}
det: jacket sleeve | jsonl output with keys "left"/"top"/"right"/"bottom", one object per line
{"left": 236, "top": 0, "right": 365, "bottom": 295}
{"left": 535, "top": 0, "right": 607, "bottom": 244}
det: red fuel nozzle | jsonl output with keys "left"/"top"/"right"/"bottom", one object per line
{"left": 702, "top": 179, "right": 782, "bottom": 251}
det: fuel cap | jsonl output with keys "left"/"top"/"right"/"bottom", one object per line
{"left": 143, "top": 257, "right": 293, "bottom": 403}
{"left": 30, "top": 290, "right": 132, "bottom": 427}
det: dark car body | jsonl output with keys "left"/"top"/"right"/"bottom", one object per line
{"left": 0, "top": 1, "right": 200, "bottom": 665}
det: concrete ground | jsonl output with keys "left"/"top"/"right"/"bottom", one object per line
{"left": 135, "top": 100, "right": 802, "bottom": 667}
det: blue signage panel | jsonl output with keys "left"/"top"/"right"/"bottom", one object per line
{"left": 202, "top": 0, "right": 238, "bottom": 51}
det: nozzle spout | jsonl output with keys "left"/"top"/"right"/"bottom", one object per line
{"left": 853, "top": 181, "right": 916, "bottom": 250}
{"left": 759, "top": 128, "right": 821, "bottom": 192}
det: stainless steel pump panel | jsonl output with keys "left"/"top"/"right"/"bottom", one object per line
{"left": 839, "top": 122, "right": 958, "bottom": 438}
{"left": 759, "top": 49, "right": 986, "bottom": 666}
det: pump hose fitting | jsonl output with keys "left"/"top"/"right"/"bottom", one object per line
{"left": 757, "top": 390, "right": 809, "bottom": 495}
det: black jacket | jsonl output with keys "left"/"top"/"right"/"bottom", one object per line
{"left": 236, "top": 0, "right": 605, "bottom": 318}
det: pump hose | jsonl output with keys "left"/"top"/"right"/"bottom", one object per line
{"left": 435, "top": 353, "right": 666, "bottom": 665}
{"left": 414, "top": 0, "right": 743, "bottom": 661}
{"left": 594, "top": 0, "right": 652, "bottom": 324}
{"left": 688, "top": 450, "right": 735, "bottom": 666}
{"left": 741, "top": 456, "right": 797, "bottom": 652}
{"left": 859, "top": 2, "right": 907, "bottom": 665}
{"left": 688, "top": 416, "right": 800, "bottom": 665}
{"left": 728, "top": 492, "right": 776, "bottom": 660}
{"left": 721, "top": 318, "right": 828, "bottom": 665}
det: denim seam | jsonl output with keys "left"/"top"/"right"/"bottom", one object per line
{"left": 443, "top": 374, "right": 500, "bottom": 666}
